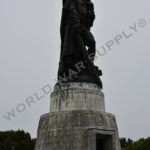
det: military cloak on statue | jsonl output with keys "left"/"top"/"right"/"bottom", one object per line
{"left": 58, "top": 0, "right": 96, "bottom": 78}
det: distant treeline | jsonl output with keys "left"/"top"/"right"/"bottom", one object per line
{"left": 0, "top": 130, "right": 150, "bottom": 150}
{"left": 0, "top": 130, "right": 35, "bottom": 150}
{"left": 120, "top": 137, "right": 150, "bottom": 150}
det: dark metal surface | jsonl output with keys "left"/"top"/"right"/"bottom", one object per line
{"left": 58, "top": 0, "right": 102, "bottom": 88}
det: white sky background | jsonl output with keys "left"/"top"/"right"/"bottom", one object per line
{"left": 0, "top": 0, "right": 150, "bottom": 140}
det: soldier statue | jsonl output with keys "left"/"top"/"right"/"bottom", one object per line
{"left": 58, "top": 0, "right": 102, "bottom": 88}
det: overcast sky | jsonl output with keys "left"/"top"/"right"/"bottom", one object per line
{"left": 0, "top": 0, "right": 150, "bottom": 140}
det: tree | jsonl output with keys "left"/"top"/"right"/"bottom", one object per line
{"left": 120, "top": 137, "right": 133, "bottom": 148}
{"left": 0, "top": 130, "right": 35, "bottom": 150}
{"left": 122, "top": 137, "right": 150, "bottom": 150}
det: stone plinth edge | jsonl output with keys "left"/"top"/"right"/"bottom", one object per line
{"left": 50, "top": 82, "right": 105, "bottom": 112}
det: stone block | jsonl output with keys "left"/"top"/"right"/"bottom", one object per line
{"left": 35, "top": 111, "right": 121, "bottom": 150}
{"left": 50, "top": 83, "right": 105, "bottom": 112}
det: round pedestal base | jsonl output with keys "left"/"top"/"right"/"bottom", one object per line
{"left": 35, "top": 111, "right": 121, "bottom": 150}
{"left": 50, "top": 83, "right": 105, "bottom": 112}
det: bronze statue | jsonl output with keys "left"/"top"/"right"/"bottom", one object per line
{"left": 58, "top": 0, "right": 102, "bottom": 88}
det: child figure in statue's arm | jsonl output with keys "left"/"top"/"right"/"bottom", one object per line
{"left": 69, "top": 0, "right": 96, "bottom": 61}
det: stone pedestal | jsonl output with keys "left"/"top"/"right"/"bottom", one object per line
{"left": 35, "top": 83, "right": 121, "bottom": 150}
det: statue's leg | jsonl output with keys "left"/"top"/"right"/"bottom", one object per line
{"left": 74, "top": 33, "right": 102, "bottom": 88}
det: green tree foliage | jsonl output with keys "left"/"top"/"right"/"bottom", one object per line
{"left": 0, "top": 130, "right": 35, "bottom": 150}
{"left": 120, "top": 137, "right": 133, "bottom": 148}
{"left": 121, "top": 137, "right": 150, "bottom": 150}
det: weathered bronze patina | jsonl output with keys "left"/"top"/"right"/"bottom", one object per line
{"left": 58, "top": 0, "right": 102, "bottom": 88}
